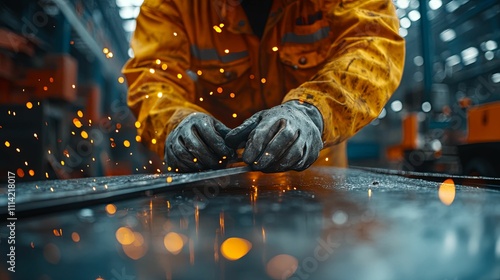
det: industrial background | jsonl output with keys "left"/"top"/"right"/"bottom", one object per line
{"left": 0, "top": 0, "right": 499, "bottom": 181}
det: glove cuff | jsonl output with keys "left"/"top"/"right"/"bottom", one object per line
{"left": 284, "top": 101, "right": 324, "bottom": 134}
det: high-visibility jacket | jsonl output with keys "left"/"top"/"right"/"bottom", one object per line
{"left": 123, "top": 0, "right": 405, "bottom": 168}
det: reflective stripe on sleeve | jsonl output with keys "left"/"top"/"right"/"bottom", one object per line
{"left": 281, "top": 26, "right": 331, "bottom": 44}
{"left": 190, "top": 45, "right": 249, "bottom": 63}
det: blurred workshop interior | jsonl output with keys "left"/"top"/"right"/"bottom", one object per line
{"left": 0, "top": 0, "right": 499, "bottom": 181}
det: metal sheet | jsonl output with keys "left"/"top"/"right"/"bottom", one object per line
{"left": 0, "top": 166, "right": 253, "bottom": 217}
{"left": 0, "top": 167, "right": 499, "bottom": 279}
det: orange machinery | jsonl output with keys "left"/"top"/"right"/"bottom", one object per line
{"left": 458, "top": 102, "right": 500, "bottom": 176}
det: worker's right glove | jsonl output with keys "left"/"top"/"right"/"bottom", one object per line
{"left": 164, "top": 113, "right": 235, "bottom": 172}
{"left": 225, "top": 101, "right": 324, "bottom": 172}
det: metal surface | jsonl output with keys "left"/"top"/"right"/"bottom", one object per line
{"left": 0, "top": 166, "right": 252, "bottom": 217}
{"left": 0, "top": 167, "right": 499, "bottom": 280}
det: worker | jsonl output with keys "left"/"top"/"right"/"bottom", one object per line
{"left": 123, "top": 0, "right": 405, "bottom": 173}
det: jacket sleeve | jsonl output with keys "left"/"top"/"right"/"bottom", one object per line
{"left": 122, "top": 0, "right": 208, "bottom": 157}
{"left": 283, "top": 0, "right": 405, "bottom": 147}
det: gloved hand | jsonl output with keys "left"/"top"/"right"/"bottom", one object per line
{"left": 225, "top": 101, "right": 323, "bottom": 172}
{"left": 164, "top": 113, "right": 235, "bottom": 172}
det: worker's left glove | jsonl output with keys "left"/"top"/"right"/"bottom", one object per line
{"left": 225, "top": 101, "right": 323, "bottom": 172}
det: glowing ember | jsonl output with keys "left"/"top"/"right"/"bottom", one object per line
{"left": 166, "top": 176, "right": 173, "bottom": 183}
{"left": 272, "top": 46, "right": 279, "bottom": 52}
{"left": 81, "top": 131, "right": 89, "bottom": 139}
{"left": 71, "top": 232, "right": 80, "bottom": 242}
{"left": 105, "top": 204, "right": 117, "bottom": 215}
{"left": 26, "top": 102, "right": 33, "bottom": 109}
{"left": 213, "top": 26, "right": 222, "bottom": 33}
{"left": 123, "top": 140, "right": 131, "bottom": 148}
{"left": 16, "top": 168, "right": 24, "bottom": 177}
{"left": 53, "top": 229, "right": 63, "bottom": 237}
{"left": 4, "top": 141, "right": 10, "bottom": 147}
{"left": 77, "top": 110, "right": 83, "bottom": 118}
{"left": 118, "top": 77, "right": 125, "bottom": 84}
{"left": 73, "top": 118, "right": 83, "bottom": 128}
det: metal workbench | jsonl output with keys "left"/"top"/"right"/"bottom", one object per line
{"left": 0, "top": 167, "right": 499, "bottom": 279}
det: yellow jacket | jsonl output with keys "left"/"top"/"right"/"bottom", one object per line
{"left": 123, "top": 0, "right": 405, "bottom": 167}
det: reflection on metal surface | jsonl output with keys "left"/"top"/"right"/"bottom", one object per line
{"left": 2, "top": 167, "right": 499, "bottom": 279}
{"left": 116, "top": 227, "right": 135, "bottom": 245}
{"left": 220, "top": 212, "right": 225, "bottom": 236}
{"left": 214, "top": 229, "right": 220, "bottom": 263}
{"left": 122, "top": 232, "right": 147, "bottom": 260}
{"left": 439, "top": 179, "right": 456, "bottom": 206}
{"left": 43, "top": 243, "right": 60, "bottom": 264}
{"left": 164, "top": 232, "right": 185, "bottom": 255}
{"left": 331, "top": 210, "right": 348, "bottom": 225}
{"left": 220, "top": 237, "right": 252, "bottom": 261}
{"left": 266, "top": 254, "right": 299, "bottom": 280}
{"left": 189, "top": 239, "right": 195, "bottom": 265}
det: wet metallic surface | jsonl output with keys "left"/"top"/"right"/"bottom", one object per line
{"left": 1, "top": 167, "right": 499, "bottom": 280}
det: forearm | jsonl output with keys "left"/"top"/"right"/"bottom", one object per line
{"left": 123, "top": 1, "right": 207, "bottom": 157}
{"left": 283, "top": 0, "right": 405, "bottom": 147}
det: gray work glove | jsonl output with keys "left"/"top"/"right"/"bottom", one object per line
{"left": 164, "top": 113, "right": 235, "bottom": 172}
{"left": 225, "top": 101, "right": 323, "bottom": 172}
